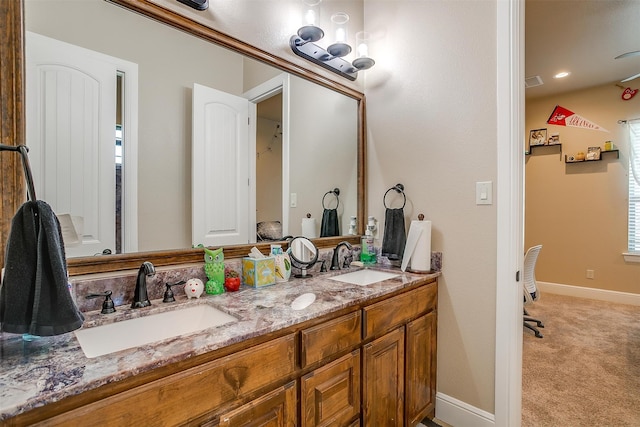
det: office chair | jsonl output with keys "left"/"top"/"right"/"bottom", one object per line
{"left": 523, "top": 245, "right": 544, "bottom": 338}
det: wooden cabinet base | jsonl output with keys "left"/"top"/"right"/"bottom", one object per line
{"left": 406, "top": 312, "right": 438, "bottom": 424}
{"left": 301, "top": 350, "right": 361, "bottom": 427}
{"left": 8, "top": 278, "right": 437, "bottom": 427}
{"left": 363, "top": 327, "right": 405, "bottom": 427}
{"left": 217, "top": 381, "right": 297, "bottom": 427}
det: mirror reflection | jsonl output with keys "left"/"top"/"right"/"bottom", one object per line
{"left": 25, "top": 0, "right": 358, "bottom": 258}
{"left": 288, "top": 236, "right": 319, "bottom": 278}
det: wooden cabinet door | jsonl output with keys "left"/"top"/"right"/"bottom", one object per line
{"left": 218, "top": 381, "right": 296, "bottom": 427}
{"left": 405, "top": 312, "right": 437, "bottom": 425}
{"left": 301, "top": 350, "right": 361, "bottom": 427}
{"left": 362, "top": 327, "right": 405, "bottom": 427}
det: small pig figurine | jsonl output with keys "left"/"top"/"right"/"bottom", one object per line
{"left": 184, "top": 278, "right": 204, "bottom": 299}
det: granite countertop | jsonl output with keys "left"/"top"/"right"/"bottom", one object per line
{"left": 0, "top": 266, "right": 439, "bottom": 421}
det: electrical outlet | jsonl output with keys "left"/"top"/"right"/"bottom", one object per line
{"left": 290, "top": 193, "right": 297, "bottom": 208}
{"left": 586, "top": 269, "right": 594, "bottom": 279}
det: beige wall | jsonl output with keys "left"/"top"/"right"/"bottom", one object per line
{"left": 526, "top": 84, "right": 640, "bottom": 294}
{"left": 256, "top": 117, "right": 283, "bottom": 225}
{"left": 366, "top": 0, "right": 498, "bottom": 414}
{"left": 32, "top": 0, "right": 506, "bottom": 419}
{"left": 154, "top": 0, "right": 502, "bottom": 414}
{"left": 155, "top": 0, "right": 365, "bottom": 93}
{"left": 288, "top": 76, "right": 358, "bottom": 237}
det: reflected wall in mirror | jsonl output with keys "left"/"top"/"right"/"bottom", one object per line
{"left": 0, "top": 0, "right": 365, "bottom": 275}
{"left": 25, "top": 0, "right": 358, "bottom": 257}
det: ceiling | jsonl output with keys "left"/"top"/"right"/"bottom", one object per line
{"left": 525, "top": 0, "right": 640, "bottom": 99}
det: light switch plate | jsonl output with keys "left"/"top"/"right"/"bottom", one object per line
{"left": 476, "top": 181, "right": 493, "bottom": 205}
{"left": 290, "top": 193, "right": 297, "bottom": 208}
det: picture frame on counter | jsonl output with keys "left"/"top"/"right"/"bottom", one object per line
{"left": 586, "top": 146, "right": 601, "bottom": 161}
{"left": 529, "top": 128, "right": 547, "bottom": 146}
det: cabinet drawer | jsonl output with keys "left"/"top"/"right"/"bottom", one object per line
{"left": 362, "top": 283, "right": 436, "bottom": 339}
{"left": 37, "top": 334, "right": 296, "bottom": 427}
{"left": 218, "top": 380, "right": 297, "bottom": 426}
{"left": 301, "top": 350, "right": 361, "bottom": 427}
{"left": 301, "top": 311, "right": 361, "bottom": 368}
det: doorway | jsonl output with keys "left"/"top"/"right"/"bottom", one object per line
{"left": 256, "top": 93, "right": 284, "bottom": 232}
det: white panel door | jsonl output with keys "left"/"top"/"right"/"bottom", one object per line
{"left": 192, "top": 83, "right": 250, "bottom": 246}
{"left": 26, "top": 32, "right": 117, "bottom": 257}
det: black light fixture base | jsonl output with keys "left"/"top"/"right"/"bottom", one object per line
{"left": 290, "top": 35, "right": 358, "bottom": 81}
{"left": 177, "top": 0, "right": 209, "bottom": 10}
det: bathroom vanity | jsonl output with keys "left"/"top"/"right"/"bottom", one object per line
{"left": 0, "top": 269, "right": 438, "bottom": 426}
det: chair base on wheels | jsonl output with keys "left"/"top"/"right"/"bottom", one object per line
{"left": 523, "top": 308, "right": 544, "bottom": 338}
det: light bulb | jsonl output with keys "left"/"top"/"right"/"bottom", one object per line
{"left": 327, "top": 12, "right": 351, "bottom": 58}
{"left": 304, "top": 9, "right": 317, "bottom": 26}
{"left": 357, "top": 42, "right": 368, "bottom": 57}
{"left": 353, "top": 31, "right": 375, "bottom": 70}
{"left": 297, "top": 0, "right": 323, "bottom": 42}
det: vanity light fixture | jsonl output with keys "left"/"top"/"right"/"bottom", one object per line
{"left": 290, "top": 2, "right": 374, "bottom": 81}
{"left": 177, "top": 0, "right": 209, "bottom": 11}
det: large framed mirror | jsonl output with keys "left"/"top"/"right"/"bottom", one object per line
{"left": 0, "top": 0, "right": 365, "bottom": 275}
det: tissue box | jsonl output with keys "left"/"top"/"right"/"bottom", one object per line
{"left": 242, "top": 257, "right": 276, "bottom": 288}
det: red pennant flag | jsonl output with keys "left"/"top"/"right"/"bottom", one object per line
{"left": 546, "top": 105, "right": 608, "bottom": 132}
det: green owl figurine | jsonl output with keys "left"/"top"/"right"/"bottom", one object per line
{"left": 202, "top": 246, "right": 225, "bottom": 295}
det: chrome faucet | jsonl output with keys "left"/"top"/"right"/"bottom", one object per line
{"left": 132, "top": 261, "right": 155, "bottom": 308}
{"left": 330, "top": 241, "right": 353, "bottom": 270}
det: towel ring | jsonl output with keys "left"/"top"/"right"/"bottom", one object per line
{"left": 322, "top": 188, "right": 340, "bottom": 209}
{"left": 383, "top": 183, "right": 406, "bottom": 209}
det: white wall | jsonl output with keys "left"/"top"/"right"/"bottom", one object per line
{"left": 365, "top": 0, "right": 499, "bottom": 415}
{"left": 26, "top": 0, "right": 244, "bottom": 252}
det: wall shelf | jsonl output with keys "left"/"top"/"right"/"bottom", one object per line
{"left": 525, "top": 143, "right": 562, "bottom": 156}
{"left": 565, "top": 149, "right": 619, "bottom": 163}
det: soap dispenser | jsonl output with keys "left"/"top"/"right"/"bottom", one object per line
{"left": 360, "top": 229, "right": 376, "bottom": 265}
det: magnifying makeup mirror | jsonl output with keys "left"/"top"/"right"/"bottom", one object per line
{"left": 287, "top": 236, "right": 318, "bottom": 278}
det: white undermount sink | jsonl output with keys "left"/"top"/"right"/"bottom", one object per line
{"left": 74, "top": 304, "right": 238, "bottom": 358}
{"left": 328, "top": 269, "right": 400, "bottom": 286}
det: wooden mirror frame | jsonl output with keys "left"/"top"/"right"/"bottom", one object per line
{"left": 0, "top": 0, "right": 366, "bottom": 275}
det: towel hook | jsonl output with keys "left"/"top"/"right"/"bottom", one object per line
{"left": 322, "top": 188, "right": 340, "bottom": 209}
{"left": 383, "top": 183, "right": 406, "bottom": 209}
{"left": 0, "top": 144, "right": 37, "bottom": 202}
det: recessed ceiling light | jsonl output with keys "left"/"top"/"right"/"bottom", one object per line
{"left": 554, "top": 71, "right": 570, "bottom": 79}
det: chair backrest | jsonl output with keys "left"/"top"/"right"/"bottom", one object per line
{"left": 523, "top": 245, "right": 542, "bottom": 304}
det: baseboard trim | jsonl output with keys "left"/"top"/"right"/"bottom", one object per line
{"left": 436, "top": 392, "right": 495, "bottom": 427}
{"left": 537, "top": 281, "right": 640, "bottom": 306}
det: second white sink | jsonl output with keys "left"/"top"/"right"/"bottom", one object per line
{"left": 75, "top": 304, "right": 238, "bottom": 358}
{"left": 328, "top": 269, "right": 399, "bottom": 286}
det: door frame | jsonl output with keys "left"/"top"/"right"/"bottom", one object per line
{"left": 495, "top": 0, "right": 525, "bottom": 426}
{"left": 243, "top": 73, "right": 291, "bottom": 238}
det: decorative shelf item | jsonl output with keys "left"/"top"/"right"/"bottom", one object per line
{"left": 565, "top": 149, "right": 619, "bottom": 163}
{"left": 526, "top": 143, "right": 562, "bottom": 155}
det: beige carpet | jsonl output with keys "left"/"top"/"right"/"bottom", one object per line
{"left": 522, "top": 292, "right": 640, "bottom": 426}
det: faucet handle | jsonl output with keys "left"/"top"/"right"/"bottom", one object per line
{"left": 343, "top": 252, "right": 353, "bottom": 269}
{"left": 86, "top": 291, "right": 116, "bottom": 314}
{"left": 163, "top": 281, "right": 186, "bottom": 303}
